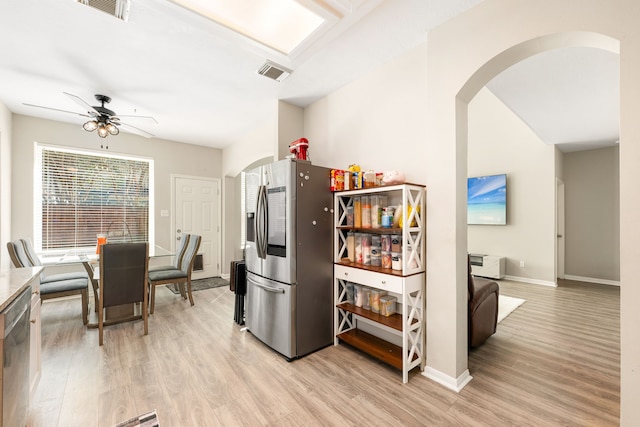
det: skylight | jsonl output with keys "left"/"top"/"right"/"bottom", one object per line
{"left": 170, "top": 0, "right": 326, "bottom": 55}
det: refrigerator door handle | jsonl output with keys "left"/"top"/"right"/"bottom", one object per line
{"left": 254, "top": 282, "right": 285, "bottom": 294}
{"left": 262, "top": 184, "right": 269, "bottom": 257}
{"left": 255, "top": 185, "right": 262, "bottom": 258}
{"left": 256, "top": 185, "right": 267, "bottom": 259}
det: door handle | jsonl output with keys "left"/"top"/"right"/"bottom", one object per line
{"left": 256, "top": 185, "right": 268, "bottom": 259}
{"left": 255, "top": 282, "right": 285, "bottom": 294}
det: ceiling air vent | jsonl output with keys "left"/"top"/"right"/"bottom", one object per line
{"left": 257, "top": 61, "right": 292, "bottom": 82}
{"left": 77, "top": 0, "right": 131, "bottom": 22}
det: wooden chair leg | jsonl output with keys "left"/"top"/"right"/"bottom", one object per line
{"left": 81, "top": 288, "right": 88, "bottom": 325}
{"left": 98, "top": 300, "right": 104, "bottom": 346}
{"left": 82, "top": 262, "right": 100, "bottom": 313}
{"left": 150, "top": 283, "right": 156, "bottom": 315}
{"left": 187, "top": 279, "right": 194, "bottom": 306}
{"left": 143, "top": 290, "right": 148, "bottom": 336}
{"left": 92, "top": 280, "right": 99, "bottom": 313}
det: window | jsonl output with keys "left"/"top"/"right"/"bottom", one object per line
{"left": 35, "top": 144, "right": 154, "bottom": 253}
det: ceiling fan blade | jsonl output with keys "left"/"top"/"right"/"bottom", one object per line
{"left": 63, "top": 92, "right": 101, "bottom": 117}
{"left": 115, "top": 114, "right": 158, "bottom": 124}
{"left": 117, "top": 121, "right": 155, "bottom": 138}
{"left": 22, "top": 103, "right": 92, "bottom": 118}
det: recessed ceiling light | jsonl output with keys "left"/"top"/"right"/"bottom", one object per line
{"left": 169, "top": 0, "right": 326, "bottom": 55}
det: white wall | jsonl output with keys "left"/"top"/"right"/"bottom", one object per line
{"left": 220, "top": 100, "right": 307, "bottom": 273}
{"left": 564, "top": 146, "right": 620, "bottom": 282}
{"left": 304, "top": 43, "right": 428, "bottom": 176}
{"left": 11, "top": 114, "right": 222, "bottom": 253}
{"left": 0, "top": 100, "right": 11, "bottom": 269}
{"left": 468, "top": 88, "right": 556, "bottom": 284}
{"left": 425, "top": 0, "right": 638, "bottom": 423}
{"left": 303, "top": 0, "right": 639, "bottom": 422}
{"left": 222, "top": 175, "right": 237, "bottom": 276}
{"left": 277, "top": 101, "right": 304, "bottom": 161}
{"left": 222, "top": 117, "right": 275, "bottom": 178}
{"left": 221, "top": 116, "right": 276, "bottom": 274}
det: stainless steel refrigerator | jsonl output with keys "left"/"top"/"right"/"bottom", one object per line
{"left": 244, "top": 158, "right": 333, "bottom": 360}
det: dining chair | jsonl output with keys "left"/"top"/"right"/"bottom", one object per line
{"left": 148, "top": 233, "right": 190, "bottom": 298}
{"left": 147, "top": 234, "right": 201, "bottom": 314}
{"left": 7, "top": 238, "right": 89, "bottom": 324}
{"left": 98, "top": 242, "right": 148, "bottom": 346}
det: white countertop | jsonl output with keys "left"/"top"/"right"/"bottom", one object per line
{"left": 0, "top": 267, "right": 42, "bottom": 311}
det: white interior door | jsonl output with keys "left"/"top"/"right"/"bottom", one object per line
{"left": 174, "top": 176, "right": 220, "bottom": 279}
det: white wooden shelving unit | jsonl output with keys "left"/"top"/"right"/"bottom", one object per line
{"left": 333, "top": 183, "right": 425, "bottom": 383}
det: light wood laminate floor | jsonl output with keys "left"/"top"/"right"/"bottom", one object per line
{"left": 27, "top": 278, "right": 619, "bottom": 426}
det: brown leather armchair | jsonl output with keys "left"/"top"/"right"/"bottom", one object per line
{"left": 468, "top": 255, "right": 499, "bottom": 348}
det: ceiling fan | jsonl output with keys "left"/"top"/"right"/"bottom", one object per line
{"left": 23, "top": 92, "right": 157, "bottom": 139}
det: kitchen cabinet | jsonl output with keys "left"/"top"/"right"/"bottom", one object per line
{"left": 0, "top": 266, "right": 42, "bottom": 427}
{"left": 333, "top": 183, "right": 425, "bottom": 383}
{"left": 29, "top": 275, "right": 42, "bottom": 402}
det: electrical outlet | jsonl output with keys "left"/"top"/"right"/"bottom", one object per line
{"left": 519, "top": 260, "right": 525, "bottom": 268}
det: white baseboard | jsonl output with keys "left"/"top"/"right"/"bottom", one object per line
{"left": 563, "top": 274, "right": 620, "bottom": 286}
{"left": 221, "top": 273, "right": 230, "bottom": 280}
{"left": 503, "top": 275, "right": 557, "bottom": 287}
{"left": 422, "top": 366, "right": 472, "bottom": 392}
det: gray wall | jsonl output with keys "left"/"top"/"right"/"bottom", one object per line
{"left": 564, "top": 146, "right": 620, "bottom": 281}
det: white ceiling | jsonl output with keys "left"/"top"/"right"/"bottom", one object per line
{"left": 487, "top": 46, "right": 619, "bottom": 153}
{"left": 0, "top": 0, "right": 619, "bottom": 152}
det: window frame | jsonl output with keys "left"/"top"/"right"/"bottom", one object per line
{"left": 34, "top": 143, "right": 155, "bottom": 255}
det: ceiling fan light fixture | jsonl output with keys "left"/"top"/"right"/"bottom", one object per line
{"left": 106, "top": 123, "right": 119, "bottom": 135}
{"left": 97, "top": 123, "right": 109, "bottom": 138}
{"left": 25, "top": 92, "right": 156, "bottom": 139}
{"left": 83, "top": 120, "right": 98, "bottom": 132}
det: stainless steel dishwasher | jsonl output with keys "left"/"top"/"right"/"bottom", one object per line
{"left": 0, "top": 287, "right": 31, "bottom": 427}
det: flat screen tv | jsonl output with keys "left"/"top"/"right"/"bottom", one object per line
{"left": 467, "top": 173, "right": 507, "bottom": 225}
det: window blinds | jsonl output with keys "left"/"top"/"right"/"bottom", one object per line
{"left": 36, "top": 145, "right": 151, "bottom": 251}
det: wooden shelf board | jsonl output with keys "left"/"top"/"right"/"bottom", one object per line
{"left": 332, "top": 182, "right": 426, "bottom": 194}
{"left": 337, "top": 329, "right": 404, "bottom": 370}
{"left": 335, "top": 261, "right": 403, "bottom": 276}
{"left": 334, "top": 261, "right": 424, "bottom": 278}
{"left": 336, "top": 226, "right": 403, "bottom": 234}
{"left": 337, "top": 303, "right": 402, "bottom": 331}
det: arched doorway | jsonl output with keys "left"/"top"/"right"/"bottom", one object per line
{"left": 421, "top": 2, "right": 635, "bottom": 405}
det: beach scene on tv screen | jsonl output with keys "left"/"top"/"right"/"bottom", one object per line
{"left": 467, "top": 174, "right": 507, "bottom": 225}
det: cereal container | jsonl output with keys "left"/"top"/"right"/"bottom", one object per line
{"left": 370, "top": 289, "right": 387, "bottom": 314}
{"left": 353, "top": 197, "right": 362, "bottom": 228}
{"left": 362, "top": 234, "right": 372, "bottom": 265}
{"left": 361, "top": 196, "right": 371, "bottom": 228}
{"left": 381, "top": 251, "right": 392, "bottom": 269}
{"left": 346, "top": 232, "right": 355, "bottom": 263}
{"left": 354, "top": 284, "right": 364, "bottom": 307}
{"left": 362, "top": 287, "right": 371, "bottom": 310}
{"left": 346, "top": 282, "right": 355, "bottom": 304}
{"left": 380, "top": 295, "right": 397, "bottom": 317}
